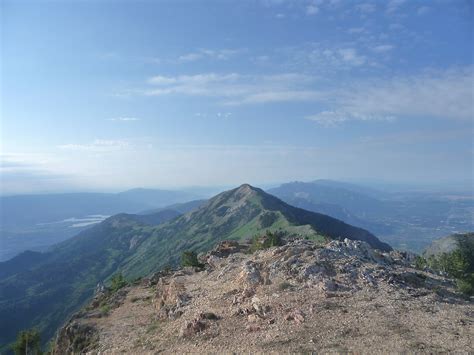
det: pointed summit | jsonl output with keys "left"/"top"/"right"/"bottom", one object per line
{"left": 231, "top": 183, "right": 260, "bottom": 199}
{"left": 236, "top": 183, "right": 256, "bottom": 190}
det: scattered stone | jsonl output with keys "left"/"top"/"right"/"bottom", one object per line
{"left": 199, "top": 312, "right": 220, "bottom": 320}
{"left": 247, "top": 314, "right": 261, "bottom": 323}
{"left": 245, "top": 324, "right": 261, "bottom": 332}
{"left": 285, "top": 309, "right": 305, "bottom": 324}
{"left": 179, "top": 319, "right": 206, "bottom": 338}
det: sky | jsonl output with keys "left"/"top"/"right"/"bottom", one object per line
{"left": 1, "top": 0, "right": 473, "bottom": 194}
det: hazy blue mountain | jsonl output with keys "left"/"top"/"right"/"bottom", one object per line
{"left": 268, "top": 180, "right": 474, "bottom": 252}
{"left": 138, "top": 199, "right": 207, "bottom": 215}
{"left": 268, "top": 181, "right": 388, "bottom": 217}
{"left": 0, "top": 184, "right": 390, "bottom": 349}
{"left": 117, "top": 188, "right": 199, "bottom": 208}
{"left": 308, "top": 179, "right": 392, "bottom": 200}
{"left": 0, "top": 189, "right": 201, "bottom": 261}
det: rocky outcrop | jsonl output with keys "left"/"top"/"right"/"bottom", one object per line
{"left": 154, "top": 276, "right": 190, "bottom": 320}
{"left": 53, "top": 238, "right": 474, "bottom": 353}
{"left": 52, "top": 322, "right": 98, "bottom": 355}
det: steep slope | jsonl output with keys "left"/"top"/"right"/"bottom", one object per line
{"left": 0, "top": 184, "right": 390, "bottom": 350}
{"left": 0, "top": 210, "right": 179, "bottom": 350}
{"left": 53, "top": 238, "right": 473, "bottom": 353}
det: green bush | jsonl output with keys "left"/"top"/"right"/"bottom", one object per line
{"left": 250, "top": 230, "right": 284, "bottom": 252}
{"left": 181, "top": 251, "right": 203, "bottom": 268}
{"left": 11, "top": 328, "right": 42, "bottom": 355}
{"left": 457, "top": 275, "right": 474, "bottom": 296}
{"left": 421, "top": 243, "right": 474, "bottom": 296}
{"left": 109, "top": 273, "right": 127, "bottom": 293}
{"left": 414, "top": 255, "right": 427, "bottom": 270}
{"left": 100, "top": 304, "right": 111, "bottom": 315}
{"left": 278, "top": 281, "right": 293, "bottom": 290}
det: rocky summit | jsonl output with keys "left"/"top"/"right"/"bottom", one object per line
{"left": 53, "top": 237, "right": 473, "bottom": 353}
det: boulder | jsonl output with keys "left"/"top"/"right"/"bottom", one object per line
{"left": 238, "top": 261, "right": 262, "bottom": 285}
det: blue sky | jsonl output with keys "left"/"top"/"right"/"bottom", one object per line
{"left": 1, "top": 0, "right": 473, "bottom": 194}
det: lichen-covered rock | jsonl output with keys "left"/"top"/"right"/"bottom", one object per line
{"left": 238, "top": 261, "right": 262, "bottom": 285}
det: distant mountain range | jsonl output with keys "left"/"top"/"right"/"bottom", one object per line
{"left": 3, "top": 180, "right": 472, "bottom": 263}
{"left": 0, "top": 184, "right": 390, "bottom": 350}
{"left": 0, "top": 189, "right": 202, "bottom": 261}
{"left": 268, "top": 180, "right": 474, "bottom": 252}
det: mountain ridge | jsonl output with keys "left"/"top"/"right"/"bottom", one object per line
{"left": 0, "top": 184, "right": 390, "bottom": 350}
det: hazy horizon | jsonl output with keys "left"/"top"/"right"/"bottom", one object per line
{"left": 1, "top": 177, "right": 473, "bottom": 197}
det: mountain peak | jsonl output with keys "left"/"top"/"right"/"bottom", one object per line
{"left": 235, "top": 183, "right": 258, "bottom": 192}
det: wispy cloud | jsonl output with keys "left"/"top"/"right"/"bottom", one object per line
{"left": 195, "top": 112, "right": 233, "bottom": 119}
{"left": 144, "top": 66, "right": 473, "bottom": 124}
{"left": 107, "top": 117, "right": 140, "bottom": 122}
{"left": 145, "top": 72, "right": 321, "bottom": 104}
{"left": 386, "top": 0, "right": 406, "bottom": 14}
{"left": 57, "top": 139, "right": 131, "bottom": 152}
{"left": 355, "top": 3, "right": 376, "bottom": 14}
{"left": 275, "top": 43, "right": 378, "bottom": 73}
{"left": 371, "top": 44, "right": 395, "bottom": 53}
{"left": 306, "top": 4, "right": 319, "bottom": 15}
{"left": 337, "top": 48, "right": 366, "bottom": 66}
{"left": 307, "top": 67, "right": 474, "bottom": 125}
{"left": 306, "top": 110, "right": 395, "bottom": 126}
{"left": 347, "top": 27, "right": 366, "bottom": 34}
{"left": 178, "top": 48, "right": 241, "bottom": 62}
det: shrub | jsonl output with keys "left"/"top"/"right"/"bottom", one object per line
{"left": 250, "top": 231, "right": 284, "bottom": 252}
{"left": 414, "top": 255, "right": 427, "bottom": 270}
{"left": 110, "top": 273, "right": 127, "bottom": 293}
{"left": 278, "top": 281, "right": 293, "bottom": 290}
{"left": 422, "top": 243, "right": 474, "bottom": 296}
{"left": 457, "top": 274, "right": 474, "bottom": 296}
{"left": 100, "top": 304, "right": 111, "bottom": 315}
{"left": 181, "top": 251, "right": 203, "bottom": 268}
{"left": 11, "top": 328, "right": 41, "bottom": 355}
